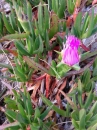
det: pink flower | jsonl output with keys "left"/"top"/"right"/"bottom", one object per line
{"left": 61, "top": 35, "right": 80, "bottom": 66}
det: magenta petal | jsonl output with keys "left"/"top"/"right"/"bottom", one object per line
{"left": 62, "top": 35, "right": 80, "bottom": 66}
{"left": 62, "top": 47, "right": 79, "bottom": 66}
{"left": 66, "top": 35, "right": 80, "bottom": 49}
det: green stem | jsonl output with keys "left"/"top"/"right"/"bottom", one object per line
{"left": 0, "top": 49, "right": 9, "bottom": 53}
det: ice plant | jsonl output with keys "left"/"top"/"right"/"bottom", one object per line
{"left": 61, "top": 35, "right": 80, "bottom": 66}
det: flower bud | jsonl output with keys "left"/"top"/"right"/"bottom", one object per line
{"left": 61, "top": 35, "right": 80, "bottom": 66}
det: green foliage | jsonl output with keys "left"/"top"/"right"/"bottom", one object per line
{"left": 81, "top": 69, "right": 92, "bottom": 92}
{"left": 2, "top": 13, "right": 15, "bottom": 33}
{"left": 49, "top": 61, "right": 71, "bottom": 79}
{"left": 49, "top": 58, "right": 80, "bottom": 79}
{"left": 5, "top": 88, "right": 53, "bottom": 130}
{"left": 71, "top": 101, "right": 97, "bottom": 130}
{"left": 1, "top": 1, "right": 97, "bottom": 130}
{"left": 67, "top": 0, "right": 75, "bottom": 14}
{"left": 0, "top": 13, "right": 4, "bottom": 37}
{"left": 92, "top": 58, "right": 97, "bottom": 81}
{"left": 40, "top": 93, "right": 67, "bottom": 117}
{"left": 71, "top": 9, "right": 97, "bottom": 39}
{"left": 51, "top": 0, "right": 66, "bottom": 18}
{"left": 68, "top": 73, "right": 97, "bottom": 129}
{"left": 0, "top": 55, "right": 33, "bottom": 82}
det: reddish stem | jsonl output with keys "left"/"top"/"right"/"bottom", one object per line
{"left": 46, "top": 74, "right": 51, "bottom": 98}
{"left": 32, "top": 73, "right": 46, "bottom": 80}
{"left": 80, "top": 43, "right": 90, "bottom": 52}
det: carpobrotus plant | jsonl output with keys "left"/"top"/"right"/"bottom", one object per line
{"left": 0, "top": 0, "right": 97, "bottom": 130}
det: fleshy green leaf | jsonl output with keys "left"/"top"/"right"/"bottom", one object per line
{"left": 79, "top": 109, "right": 86, "bottom": 129}
{"left": 40, "top": 93, "right": 66, "bottom": 117}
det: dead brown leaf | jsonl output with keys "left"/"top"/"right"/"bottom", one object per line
{"left": 66, "top": 17, "right": 73, "bottom": 27}
{"left": 56, "top": 79, "right": 67, "bottom": 108}
{"left": 59, "top": 90, "right": 77, "bottom": 110}
{"left": 33, "top": 73, "right": 46, "bottom": 80}
{"left": 57, "top": 32, "right": 65, "bottom": 39}
{"left": 31, "top": 80, "right": 41, "bottom": 100}
{"left": 69, "top": 83, "right": 77, "bottom": 93}
{"left": 51, "top": 79, "right": 57, "bottom": 93}
{"left": 7, "top": 49, "right": 18, "bottom": 56}
{"left": 46, "top": 74, "right": 51, "bottom": 98}
{"left": 56, "top": 94, "right": 62, "bottom": 108}
{"left": 44, "top": 110, "right": 54, "bottom": 120}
